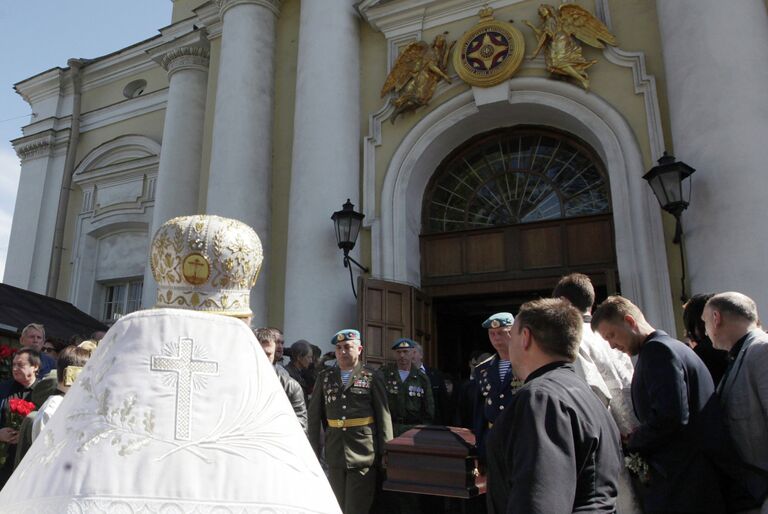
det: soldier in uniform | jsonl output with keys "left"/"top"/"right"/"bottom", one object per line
{"left": 379, "top": 338, "right": 434, "bottom": 436}
{"left": 378, "top": 338, "right": 435, "bottom": 514}
{"left": 472, "top": 312, "right": 524, "bottom": 461}
{"left": 308, "top": 329, "right": 393, "bottom": 514}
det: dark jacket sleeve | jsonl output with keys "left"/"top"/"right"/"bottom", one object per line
{"left": 424, "top": 374, "right": 435, "bottom": 425}
{"left": 628, "top": 341, "right": 689, "bottom": 453}
{"left": 371, "top": 371, "right": 393, "bottom": 455}
{"left": 284, "top": 375, "right": 308, "bottom": 433}
{"left": 505, "top": 389, "right": 577, "bottom": 514}
{"left": 307, "top": 372, "right": 325, "bottom": 457}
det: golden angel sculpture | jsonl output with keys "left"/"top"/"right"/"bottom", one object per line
{"left": 381, "top": 35, "right": 455, "bottom": 122}
{"left": 525, "top": 4, "right": 617, "bottom": 90}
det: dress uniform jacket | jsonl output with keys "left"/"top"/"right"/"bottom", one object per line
{"left": 472, "top": 354, "right": 523, "bottom": 458}
{"left": 379, "top": 364, "right": 434, "bottom": 437}
{"left": 308, "top": 362, "right": 393, "bottom": 469}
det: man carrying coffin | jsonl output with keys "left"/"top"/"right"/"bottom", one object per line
{"left": 308, "top": 329, "right": 393, "bottom": 514}
{"left": 472, "top": 312, "right": 524, "bottom": 459}
{"left": 379, "top": 338, "right": 434, "bottom": 437}
{"left": 0, "top": 215, "right": 340, "bottom": 514}
{"left": 486, "top": 299, "right": 621, "bottom": 513}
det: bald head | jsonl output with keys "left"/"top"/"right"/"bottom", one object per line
{"left": 703, "top": 292, "right": 760, "bottom": 350}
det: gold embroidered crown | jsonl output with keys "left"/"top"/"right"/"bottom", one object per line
{"left": 150, "top": 215, "right": 263, "bottom": 317}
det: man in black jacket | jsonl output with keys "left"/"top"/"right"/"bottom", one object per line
{"left": 592, "top": 295, "right": 726, "bottom": 513}
{"left": 486, "top": 298, "right": 621, "bottom": 514}
{"left": 255, "top": 327, "right": 307, "bottom": 432}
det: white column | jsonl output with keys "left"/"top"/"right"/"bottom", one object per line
{"left": 207, "top": 0, "right": 279, "bottom": 326}
{"left": 5, "top": 136, "right": 62, "bottom": 293}
{"left": 142, "top": 34, "right": 210, "bottom": 307}
{"left": 657, "top": 0, "right": 768, "bottom": 307}
{"left": 283, "top": 0, "right": 360, "bottom": 349}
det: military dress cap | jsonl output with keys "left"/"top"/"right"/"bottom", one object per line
{"left": 482, "top": 312, "right": 515, "bottom": 329}
{"left": 331, "top": 329, "right": 361, "bottom": 345}
{"left": 150, "top": 215, "right": 263, "bottom": 317}
{"left": 391, "top": 338, "right": 416, "bottom": 350}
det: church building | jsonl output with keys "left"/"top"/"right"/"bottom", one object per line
{"left": 5, "top": 0, "right": 766, "bottom": 373}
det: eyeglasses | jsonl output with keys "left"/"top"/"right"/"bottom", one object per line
{"left": 41, "top": 347, "right": 56, "bottom": 353}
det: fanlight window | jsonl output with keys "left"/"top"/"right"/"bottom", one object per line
{"left": 424, "top": 128, "right": 610, "bottom": 233}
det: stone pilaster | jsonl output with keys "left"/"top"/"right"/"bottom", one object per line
{"left": 206, "top": 0, "right": 280, "bottom": 326}
{"left": 283, "top": 0, "right": 361, "bottom": 348}
{"left": 657, "top": 0, "right": 768, "bottom": 308}
{"left": 142, "top": 31, "right": 211, "bottom": 308}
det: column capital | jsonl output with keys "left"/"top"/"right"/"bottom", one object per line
{"left": 215, "top": 0, "right": 280, "bottom": 18}
{"left": 161, "top": 46, "right": 211, "bottom": 76}
{"left": 12, "top": 132, "right": 54, "bottom": 162}
{"left": 147, "top": 30, "right": 211, "bottom": 77}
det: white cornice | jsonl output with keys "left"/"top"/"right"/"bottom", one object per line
{"left": 11, "top": 130, "right": 70, "bottom": 162}
{"left": 359, "top": 0, "right": 525, "bottom": 39}
{"left": 14, "top": 68, "right": 64, "bottom": 106}
{"left": 16, "top": 88, "right": 168, "bottom": 138}
{"left": 194, "top": 2, "right": 224, "bottom": 39}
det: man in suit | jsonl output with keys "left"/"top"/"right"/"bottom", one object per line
{"left": 592, "top": 295, "right": 725, "bottom": 513}
{"left": 486, "top": 298, "right": 621, "bottom": 513}
{"left": 307, "top": 329, "right": 393, "bottom": 514}
{"left": 704, "top": 292, "right": 768, "bottom": 508}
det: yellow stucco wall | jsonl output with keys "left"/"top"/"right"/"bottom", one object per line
{"left": 57, "top": 110, "right": 167, "bottom": 300}
{"left": 80, "top": 66, "right": 168, "bottom": 114}
{"left": 355, "top": 0, "right": 684, "bottom": 332}
{"left": 53, "top": 0, "right": 684, "bottom": 334}
{"left": 171, "top": 0, "right": 208, "bottom": 24}
{"left": 268, "top": 0, "right": 300, "bottom": 329}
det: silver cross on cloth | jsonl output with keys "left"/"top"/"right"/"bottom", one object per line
{"left": 151, "top": 337, "right": 219, "bottom": 440}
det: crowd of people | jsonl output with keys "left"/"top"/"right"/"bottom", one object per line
{"left": 229, "top": 273, "right": 766, "bottom": 514}
{"left": 0, "top": 323, "right": 102, "bottom": 486}
{"left": 2, "top": 270, "right": 767, "bottom": 513}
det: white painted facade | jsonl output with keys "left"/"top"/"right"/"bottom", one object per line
{"left": 6, "top": 0, "right": 767, "bottom": 351}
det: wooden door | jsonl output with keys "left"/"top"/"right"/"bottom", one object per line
{"left": 357, "top": 277, "right": 434, "bottom": 368}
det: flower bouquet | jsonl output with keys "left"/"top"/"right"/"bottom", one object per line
{"left": 0, "top": 397, "right": 35, "bottom": 467}
{"left": 0, "top": 344, "right": 17, "bottom": 382}
{"left": 625, "top": 452, "right": 651, "bottom": 485}
{"left": 7, "top": 398, "right": 36, "bottom": 431}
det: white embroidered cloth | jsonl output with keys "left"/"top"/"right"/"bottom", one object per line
{"left": 0, "top": 309, "right": 340, "bottom": 514}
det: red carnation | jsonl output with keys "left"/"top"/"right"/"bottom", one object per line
{"left": 6, "top": 398, "right": 36, "bottom": 430}
{"left": 9, "top": 398, "right": 36, "bottom": 418}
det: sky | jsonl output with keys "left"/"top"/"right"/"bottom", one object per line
{"left": 0, "top": 1, "right": 172, "bottom": 280}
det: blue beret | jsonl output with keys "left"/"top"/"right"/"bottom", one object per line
{"left": 482, "top": 312, "right": 514, "bottom": 329}
{"left": 391, "top": 338, "right": 416, "bottom": 350}
{"left": 331, "top": 329, "right": 361, "bottom": 345}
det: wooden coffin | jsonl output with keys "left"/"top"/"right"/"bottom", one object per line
{"left": 383, "top": 425, "right": 486, "bottom": 498}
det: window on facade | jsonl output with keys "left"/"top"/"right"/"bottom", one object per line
{"left": 423, "top": 128, "right": 610, "bottom": 233}
{"left": 103, "top": 280, "right": 143, "bottom": 321}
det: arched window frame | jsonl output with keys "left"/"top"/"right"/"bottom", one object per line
{"left": 422, "top": 126, "right": 611, "bottom": 234}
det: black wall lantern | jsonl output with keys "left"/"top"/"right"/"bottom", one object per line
{"left": 643, "top": 152, "right": 695, "bottom": 301}
{"left": 332, "top": 199, "right": 369, "bottom": 298}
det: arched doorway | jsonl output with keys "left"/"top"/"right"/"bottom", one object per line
{"left": 360, "top": 78, "right": 674, "bottom": 378}
{"left": 421, "top": 126, "right": 618, "bottom": 379}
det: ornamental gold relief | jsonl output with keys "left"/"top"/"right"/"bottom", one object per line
{"left": 380, "top": 34, "right": 455, "bottom": 123}
{"left": 453, "top": 7, "right": 525, "bottom": 88}
{"left": 524, "top": 3, "right": 617, "bottom": 90}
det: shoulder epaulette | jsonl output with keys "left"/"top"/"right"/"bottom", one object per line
{"left": 475, "top": 354, "right": 496, "bottom": 368}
